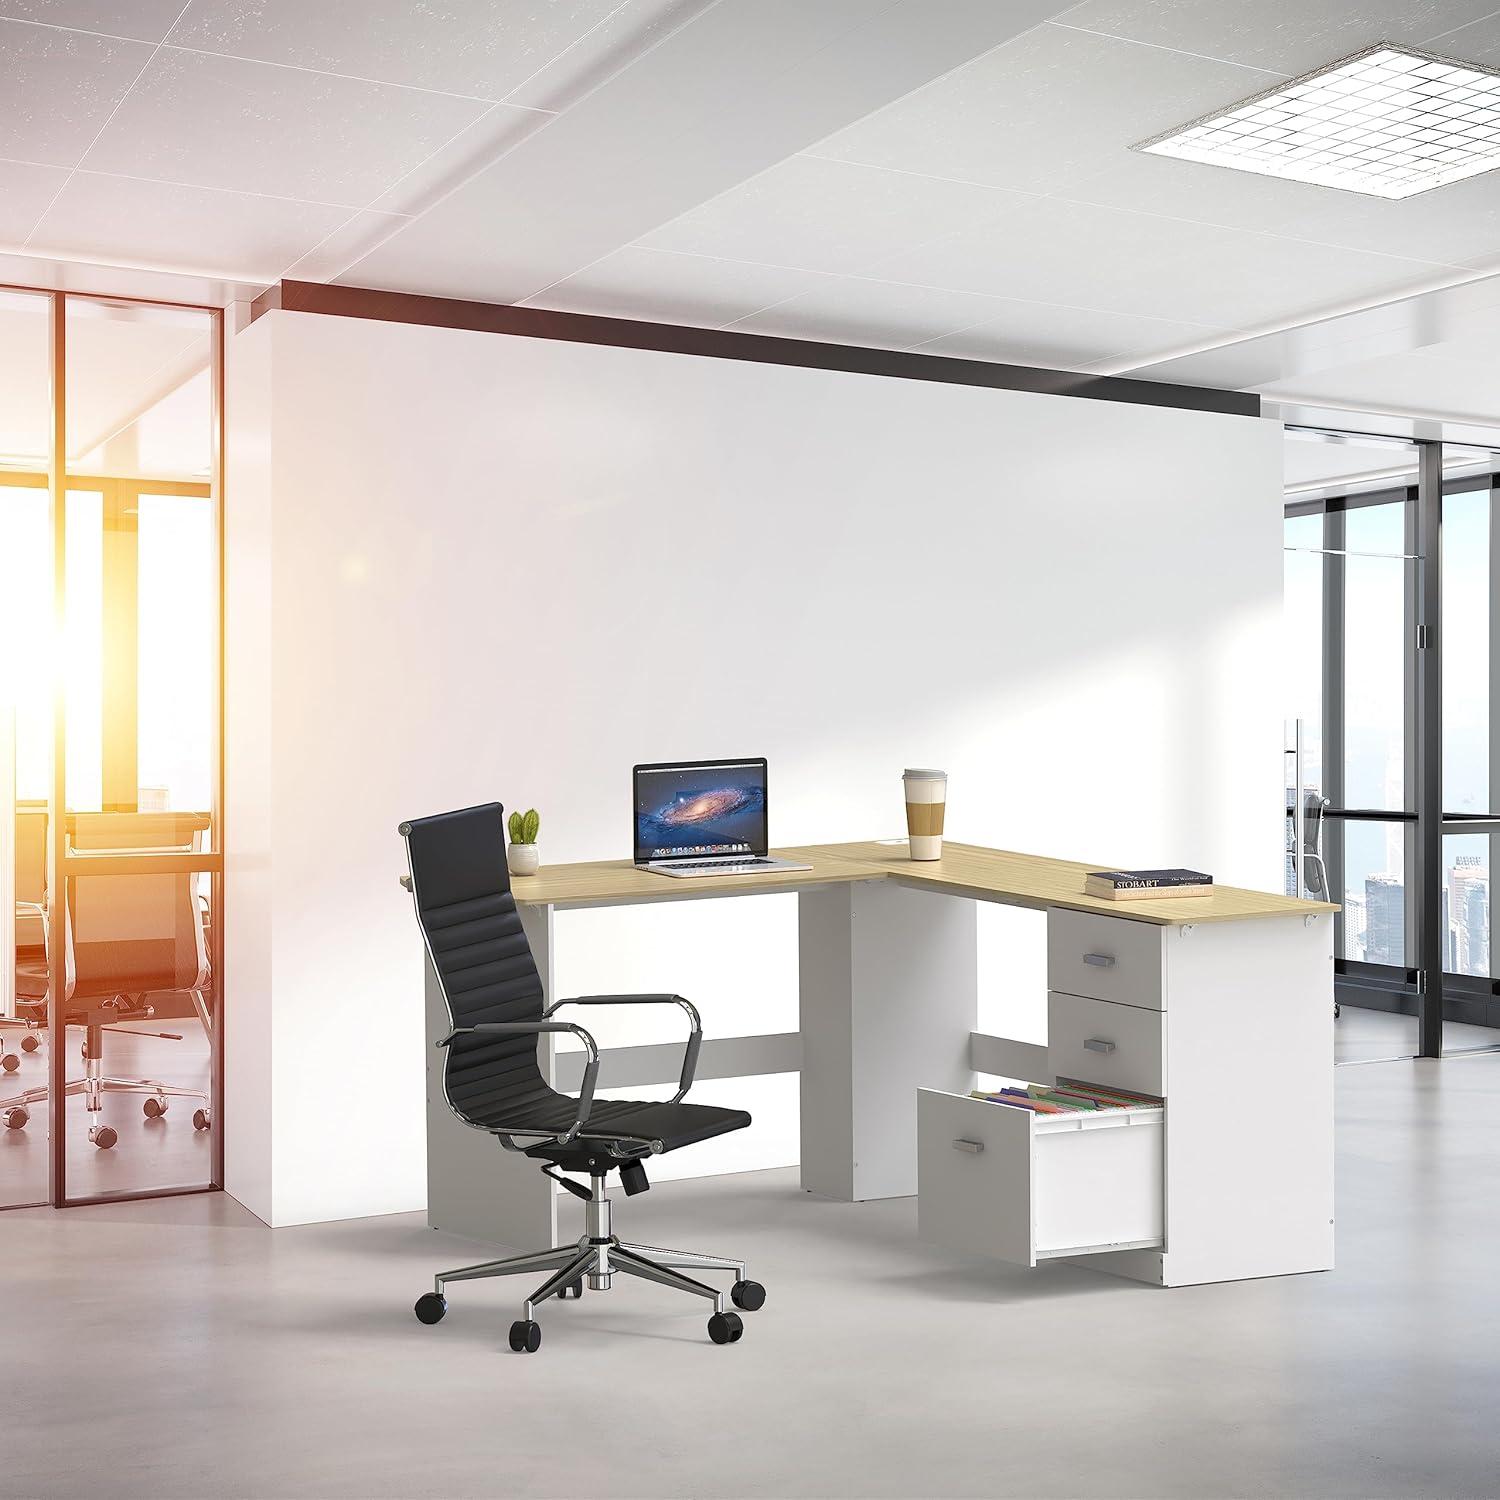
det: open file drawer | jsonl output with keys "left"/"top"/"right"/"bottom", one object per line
{"left": 917, "top": 1088, "right": 1163, "bottom": 1268}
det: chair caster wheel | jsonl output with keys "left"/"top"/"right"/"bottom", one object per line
{"left": 559, "top": 1280, "right": 583, "bottom": 1300}
{"left": 21, "top": 1035, "right": 39, "bottom": 1053}
{"left": 1, "top": 1053, "right": 17, "bottom": 1073}
{"left": 4, "top": 1107, "right": 28, "bottom": 1130}
{"left": 90, "top": 1124, "right": 118, "bottom": 1149}
{"left": 508, "top": 1319, "right": 541, "bottom": 1353}
{"left": 413, "top": 1292, "right": 447, "bottom": 1325}
{"left": 707, "top": 1311, "right": 743, "bottom": 1344}
{"left": 730, "top": 1279, "right": 765, "bottom": 1312}
{"left": 192, "top": 1108, "right": 211, "bottom": 1131}
{"left": 143, "top": 1095, "right": 168, "bottom": 1118}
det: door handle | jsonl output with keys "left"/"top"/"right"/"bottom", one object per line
{"left": 1083, "top": 1038, "right": 1116, "bottom": 1054}
{"left": 1082, "top": 952, "right": 1115, "bottom": 968}
{"left": 951, "top": 1138, "right": 984, "bottom": 1154}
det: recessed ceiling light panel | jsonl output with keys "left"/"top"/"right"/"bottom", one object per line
{"left": 1136, "top": 43, "right": 1500, "bottom": 199}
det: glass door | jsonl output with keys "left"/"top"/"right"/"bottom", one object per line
{"left": 0, "top": 291, "right": 54, "bottom": 1206}
{"left": 1, "top": 290, "right": 223, "bottom": 1211}
{"left": 1440, "top": 471, "right": 1500, "bottom": 1055}
{"left": 1285, "top": 432, "right": 1500, "bottom": 1061}
{"left": 58, "top": 299, "right": 221, "bottom": 1203}
{"left": 1283, "top": 431, "right": 1422, "bottom": 1063}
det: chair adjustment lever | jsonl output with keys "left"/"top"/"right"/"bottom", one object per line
{"left": 540, "top": 1166, "right": 592, "bottom": 1201}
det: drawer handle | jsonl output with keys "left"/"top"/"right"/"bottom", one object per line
{"left": 1082, "top": 952, "right": 1115, "bottom": 968}
{"left": 1083, "top": 1038, "right": 1116, "bottom": 1054}
{"left": 951, "top": 1138, "right": 985, "bottom": 1154}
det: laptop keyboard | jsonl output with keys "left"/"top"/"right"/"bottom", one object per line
{"left": 670, "top": 858, "right": 775, "bottom": 871}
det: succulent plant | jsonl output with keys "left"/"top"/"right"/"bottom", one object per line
{"left": 508, "top": 808, "right": 540, "bottom": 845}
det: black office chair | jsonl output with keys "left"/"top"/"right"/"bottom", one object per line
{"left": 399, "top": 803, "right": 766, "bottom": 1353}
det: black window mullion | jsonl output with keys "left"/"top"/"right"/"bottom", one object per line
{"left": 1415, "top": 445, "right": 1444, "bottom": 1056}
{"left": 1489, "top": 479, "right": 1500, "bottom": 985}
{"left": 1403, "top": 486, "right": 1420, "bottom": 974}
{"left": 1324, "top": 503, "right": 1346, "bottom": 959}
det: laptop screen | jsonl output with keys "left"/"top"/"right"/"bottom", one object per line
{"left": 633, "top": 759, "right": 769, "bottom": 863}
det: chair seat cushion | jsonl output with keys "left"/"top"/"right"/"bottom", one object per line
{"left": 508, "top": 1095, "right": 751, "bottom": 1158}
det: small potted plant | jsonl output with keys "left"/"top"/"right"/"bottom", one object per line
{"left": 507, "top": 807, "right": 541, "bottom": 876}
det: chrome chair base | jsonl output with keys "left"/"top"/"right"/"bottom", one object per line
{"left": 434, "top": 1236, "right": 747, "bottom": 1319}
{"left": 419, "top": 1173, "right": 761, "bottom": 1348}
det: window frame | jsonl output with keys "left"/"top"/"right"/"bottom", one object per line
{"left": 1288, "top": 448, "right": 1500, "bottom": 1052}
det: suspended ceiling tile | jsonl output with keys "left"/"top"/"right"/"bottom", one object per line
{"left": 639, "top": 154, "right": 1036, "bottom": 278}
{"left": 339, "top": 0, "right": 1075, "bottom": 302}
{"left": 30, "top": 170, "right": 356, "bottom": 280}
{"left": 811, "top": 22, "right": 1279, "bottom": 198}
{"left": 910, "top": 299, "right": 1231, "bottom": 370}
{"left": 526, "top": 244, "right": 827, "bottom": 327}
{"left": 0, "top": 157, "right": 69, "bottom": 244}
{"left": 165, "top": 0, "right": 634, "bottom": 102}
{"left": 0, "top": 0, "right": 186, "bottom": 43}
{"left": 1057, "top": 0, "right": 1500, "bottom": 75}
{"left": 281, "top": 209, "right": 410, "bottom": 283}
{"left": 868, "top": 195, "right": 1459, "bottom": 329}
{"left": 728, "top": 276, "right": 1046, "bottom": 352}
{"left": 506, "top": 0, "right": 717, "bottom": 111}
{"left": 0, "top": 18, "right": 153, "bottom": 167}
{"left": 80, "top": 46, "right": 489, "bottom": 206}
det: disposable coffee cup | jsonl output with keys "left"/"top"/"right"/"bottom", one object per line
{"left": 903, "top": 769, "right": 947, "bottom": 860}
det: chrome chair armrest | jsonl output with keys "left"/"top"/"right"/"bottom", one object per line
{"left": 545, "top": 994, "right": 702, "bottom": 1103}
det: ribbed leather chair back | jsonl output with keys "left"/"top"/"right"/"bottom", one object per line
{"left": 402, "top": 803, "right": 549, "bottom": 1130}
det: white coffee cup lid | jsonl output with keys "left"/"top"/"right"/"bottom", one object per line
{"left": 904, "top": 768, "right": 946, "bottom": 778}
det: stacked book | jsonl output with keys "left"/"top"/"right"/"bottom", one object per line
{"left": 1084, "top": 867, "right": 1213, "bottom": 901}
{"left": 970, "top": 1081, "right": 1163, "bottom": 1114}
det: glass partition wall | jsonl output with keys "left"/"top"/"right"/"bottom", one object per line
{"left": 1284, "top": 432, "right": 1500, "bottom": 1061}
{"left": 1, "top": 291, "right": 223, "bottom": 1210}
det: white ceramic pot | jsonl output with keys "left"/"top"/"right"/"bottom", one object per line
{"left": 507, "top": 843, "right": 540, "bottom": 877}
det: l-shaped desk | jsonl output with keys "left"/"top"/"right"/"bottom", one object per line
{"left": 420, "top": 841, "right": 1337, "bottom": 1288}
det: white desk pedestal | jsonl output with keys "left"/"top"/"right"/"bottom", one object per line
{"left": 799, "top": 880, "right": 977, "bottom": 1201}
{"left": 1066, "top": 912, "right": 1334, "bottom": 1287}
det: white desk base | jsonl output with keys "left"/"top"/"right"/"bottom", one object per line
{"left": 423, "top": 880, "right": 1334, "bottom": 1288}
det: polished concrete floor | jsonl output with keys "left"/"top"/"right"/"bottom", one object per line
{"left": 1333, "top": 1003, "right": 1500, "bottom": 1064}
{"left": 7, "top": 1049, "right": 1500, "bottom": 1499}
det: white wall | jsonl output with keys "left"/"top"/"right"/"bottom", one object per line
{"left": 223, "top": 320, "right": 273, "bottom": 1221}
{"left": 226, "top": 308, "right": 1283, "bottom": 1226}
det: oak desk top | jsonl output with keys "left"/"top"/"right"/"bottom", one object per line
{"left": 502, "top": 846, "right": 885, "bottom": 909}
{"left": 509, "top": 839, "right": 1338, "bottom": 925}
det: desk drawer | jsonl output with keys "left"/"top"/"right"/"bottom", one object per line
{"left": 1047, "top": 991, "right": 1165, "bottom": 1098}
{"left": 1048, "top": 909, "right": 1165, "bottom": 1010}
{"left": 918, "top": 1089, "right": 1163, "bottom": 1268}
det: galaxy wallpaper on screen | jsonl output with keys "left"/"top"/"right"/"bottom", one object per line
{"left": 636, "top": 764, "right": 766, "bottom": 858}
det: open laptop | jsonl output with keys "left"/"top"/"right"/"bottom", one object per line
{"left": 634, "top": 758, "right": 813, "bottom": 878}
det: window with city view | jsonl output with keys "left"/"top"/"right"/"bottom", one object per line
{"left": 1286, "top": 470, "right": 1496, "bottom": 1011}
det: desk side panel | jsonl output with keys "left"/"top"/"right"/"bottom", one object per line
{"left": 850, "top": 882, "right": 978, "bottom": 1200}
{"left": 1157, "top": 913, "right": 1334, "bottom": 1285}
{"left": 798, "top": 884, "right": 856, "bottom": 1201}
